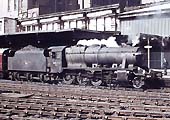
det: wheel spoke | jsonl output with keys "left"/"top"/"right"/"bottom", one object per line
{"left": 77, "top": 75, "right": 89, "bottom": 86}
{"left": 91, "top": 78, "right": 102, "bottom": 86}
{"left": 14, "top": 72, "right": 20, "bottom": 81}
{"left": 39, "top": 74, "right": 46, "bottom": 82}
{"left": 9, "top": 72, "right": 14, "bottom": 80}
{"left": 132, "top": 77, "right": 144, "bottom": 88}
{"left": 52, "top": 75, "right": 59, "bottom": 84}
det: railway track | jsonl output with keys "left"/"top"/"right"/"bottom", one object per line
{"left": 1, "top": 80, "right": 170, "bottom": 119}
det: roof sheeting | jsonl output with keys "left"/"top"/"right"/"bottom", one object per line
{"left": 120, "top": 2, "right": 170, "bottom": 18}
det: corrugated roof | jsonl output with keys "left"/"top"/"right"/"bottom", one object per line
{"left": 120, "top": 1, "right": 170, "bottom": 18}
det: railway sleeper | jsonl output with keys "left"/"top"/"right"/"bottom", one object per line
{"left": 64, "top": 113, "right": 78, "bottom": 118}
{"left": 0, "top": 108, "right": 11, "bottom": 114}
{"left": 0, "top": 115, "right": 11, "bottom": 120}
{"left": 90, "top": 114, "right": 103, "bottom": 119}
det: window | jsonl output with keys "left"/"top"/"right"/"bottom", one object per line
{"left": 14, "top": 0, "right": 17, "bottom": 10}
{"left": 58, "top": 0, "right": 62, "bottom": 2}
{"left": 0, "top": 21, "right": 2, "bottom": 31}
{"left": 20, "top": 0, "right": 24, "bottom": 9}
{"left": 58, "top": 0, "right": 62, "bottom": 4}
{"left": 27, "top": 26, "right": 31, "bottom": 31}
{"left": 68, "top": 0, "right": 73, "bottom": 5}
{"left": 8, "top": 0, "right": 12, "bottom": 11}
{"left": 52, "top": 52, "right": 56, "bottom": 59}
{"left": 22, "top": 26, "right": 26, "bottom": 31}
{"left": 32, "top": 25, "right": 36, "bottom": 31}
{"left": 52, "top": 52, "right": 60, "bottom": 59}
{"left": 32, "top": 0, "right": 38, "bottom": 7}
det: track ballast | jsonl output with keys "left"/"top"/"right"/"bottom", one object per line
{"left": 0, "top": 80, "right": 170, "bottom": 119}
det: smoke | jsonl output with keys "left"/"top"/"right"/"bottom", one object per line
{"left": 128, "top": 33, "right": 140, "bottom": 47}
{"left": 77, "top": 36, "right": 119, "bottom": 47}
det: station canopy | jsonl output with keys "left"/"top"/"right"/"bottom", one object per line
{"left": 0, "top": 28, "right": 116, "bottom": 49}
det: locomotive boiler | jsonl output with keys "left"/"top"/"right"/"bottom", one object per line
{"left": 65, "top": 45, "right": 142, "bottom": 68}
{"left": 4, "top": 45, "right": 162, "bottom": 88}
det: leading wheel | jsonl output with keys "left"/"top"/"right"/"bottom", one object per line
{"left": 132, "top": 77, "right": 144, "bottom": 89}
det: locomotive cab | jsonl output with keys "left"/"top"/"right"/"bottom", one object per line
{"left": 47, "top": 46, "right": 67, "bottom": 73}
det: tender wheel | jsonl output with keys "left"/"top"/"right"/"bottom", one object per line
{"left": 91, "top": 78, "right": 102, "bottom": 86}
{"left": 77, "top": 73, "right": 89, "bottom": 86}
{"left": 9, "top": 72, "right": 14, "bottom": 80}
{"left": 63, "top": 74, "right": 75, "bottom": 85}
{"left": 39, "top": 74, "right": 47, "bottom": 82}
{"left": 14, "top": 72, "right": 20, "bottom": 81}
{"left": 26, "top": 73, "right": 32, "bottom": 81}
{"left": 132, "top": 77, "right": 144, "bottom": 89}
{"left": 26, "top": 74, "right": 33, "bottom": 82}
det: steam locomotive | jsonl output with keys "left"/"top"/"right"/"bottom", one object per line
{"left": 0, "top": 44, "right": 162, "bottom": 88}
